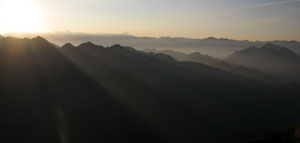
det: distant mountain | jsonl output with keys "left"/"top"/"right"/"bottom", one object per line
{"left": 0, "top": 36, "right": 299, "bottom": 143}
{"left": 226, "top": 43, "right": 300, "bottom": 82}
{"left": 144, "top": 49, "right": 280, "bottom": 85}
{"left": 5, "top": 32, "right": 300, "bottom": 58}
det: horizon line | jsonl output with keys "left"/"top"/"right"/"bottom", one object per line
{"left": 1, "top": 31, "right": 299, "bottom": 43}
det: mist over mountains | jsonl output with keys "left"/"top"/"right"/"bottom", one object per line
{"left": 3, "top": 32, "right": 300, "bottom": 58}
{"left": 227, "top": 43, "right": 300, "bottom": 82}
{"left": 0, "top": 36, "right": 299, "bottom": 143}
{"left": 144, "top": 49, "right": 281, "bottom": 85}
{"left": 145, "top": 42, "right": 300, "bottom": 83}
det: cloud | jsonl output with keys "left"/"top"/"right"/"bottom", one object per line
{"left": 246, "top": 0, "right": 300, "bottom": 9}
{"left": 216, "top": 0, "right": 300, "bottom": 14}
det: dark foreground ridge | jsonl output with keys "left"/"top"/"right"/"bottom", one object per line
{"left": 250, "top": 124, "right": 300, "bottom": 143}
{"left": 0, "top": 36, "right": 299, "bottom": 143}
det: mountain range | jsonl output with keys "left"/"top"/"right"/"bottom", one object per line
{"left": 3, "top": 32, "right": 300, "bottom": 58}
{"left": 0, "top": 36, "right": 299, "bottom": 143}
{"left": 145, "top": 43, "right": 300, "bottom": 83}
{"left": 226, "top": 43, "right": 300, "bottom": 82}
{"left": 143, "top": 48, "right": 281, "bottom": 85}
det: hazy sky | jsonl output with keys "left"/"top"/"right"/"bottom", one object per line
{"left": 1, "top": 0, "right": 300, "bottom": 41}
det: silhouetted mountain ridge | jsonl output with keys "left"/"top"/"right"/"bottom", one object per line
{"left": 0, "top": 36, "right": 167, "bottom": 143}
{"left": 227, "top": 43, "right": 300, "bottom": 82}
{"left": 78, "top": 41, "right": 100, "bottom": 48}
{"left": 236, "top": 43, "right": 299, "bottom": 58}
{"left": 5, "top": 32, "right": 300, "bottom": 58}
{"left": 0, "top": 36, "right": 299, "bottom": 143}
{"left": 144, "top": 49, "right": 281, "bottom": 84}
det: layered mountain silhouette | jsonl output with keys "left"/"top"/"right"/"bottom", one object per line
{"left": 5, "top": 32, "right": 300, "bottom": 58}
{"left": 144, "top": 49, "right": 280, "bottom": 84}
{"left": 0, "top": 37, "right": 299, "bottom": 143}
{"left": 226, "top": 43, "right": 300, "bottom": 82}
{"left": 0, "top": 37, "right": 164, "bottom": 142}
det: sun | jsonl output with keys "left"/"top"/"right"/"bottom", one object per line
{"left": 0, "top": 0, "right": 43, "bottom": 33}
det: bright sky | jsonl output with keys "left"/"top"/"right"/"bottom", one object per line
{"left": 0, "top": 0, "right": 300, "bottom": 41}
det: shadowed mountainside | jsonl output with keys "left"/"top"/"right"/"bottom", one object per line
{"left": 144, "top": 49, "right": 280, "bottom": 85}
{"left": 61, "top": 40, "right": 300, "bottom": 142}
{"left": 0, "top": 36, "right": 299, "bottom": 143}
{"left": 0, "top": 37, "right": 166, "bottom": 143}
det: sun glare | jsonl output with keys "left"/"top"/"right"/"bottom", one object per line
{"left": 0, "top": 0, "right": 43, "bottom": 33}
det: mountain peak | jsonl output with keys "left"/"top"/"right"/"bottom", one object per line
{"left": 31, "top": 36, "right": 50, "bottom": 44}
{"left": 262, "top": 42, "right": 279, "bottom": 48}
{"left": 77, "top": 42, "right": 106, "bottom": 51}
{"left": 111, "top": 44, "right": 122, "bottom": 48}
{"left": 260, "top": 43, "right": 299, "bottom": 56}
{"left": 61, "top": 43, "right": 75, "bottom": 49}
{"left": 205, "top": 37, "right": 217, "bottom": 40}
{"left": 32, "top": 36, "right": 46, "bottom": 41}
{"left": 109, "top": 44, "right": 137, "bottom": 53}
{"left": 110, "top": 44, "right": 126, "bottom": 50}
{"left": 189, "top": 52, "right": 204, "bottom": 56}
{"left": 78, "top": 41, "right": 97, "bottom": 48}
{"left": 234, "top": 43, "right": 299, "bottom": 58}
